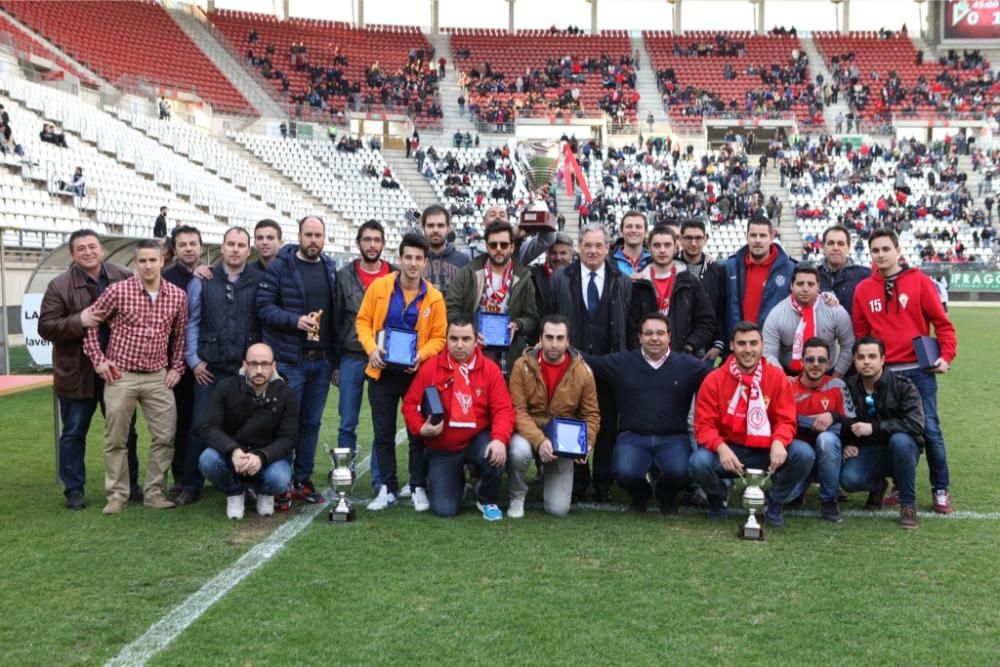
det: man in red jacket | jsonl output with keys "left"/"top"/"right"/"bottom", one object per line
{"left": 690, "top": 321, "right": 813, "bottom": 527}
{"left": 402, "top": 318, "right": 515, "bottom": 520}
{"left": 852, "top": 229, "right": 957, "bottom": 514}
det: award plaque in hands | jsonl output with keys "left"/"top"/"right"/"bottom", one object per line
{"left": 383, "top": 327, "right": 418, "bottom": 368}
{"left": 421, "top": 386, "right": 445, "bottom": 425}
{"left": 543, "top": 418, "right": 588, "bottom": 459}
{"left": 477, "top": 312, "right": 511, "bottom": 348}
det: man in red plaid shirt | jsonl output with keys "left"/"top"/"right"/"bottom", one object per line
{"left": 84, "top": 240, "right": 188, "bottom": 514}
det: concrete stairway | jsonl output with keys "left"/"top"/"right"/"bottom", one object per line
{"left": 426, "top": 32, "right": 477, "bottom": 135}
{"left": 554, "top": 179, "right": 580, "bottom": 236}
{"left": 630, "top": 32, "right": 670, "bottom": 135}
{"left": 760, "top": 169, "right": 801, "bottom": 259}
{"left": 383, "top": 147, "right": 440, "bottom": 214}
{"left": 168, "top": 9, "right": 285, "bottom": 118}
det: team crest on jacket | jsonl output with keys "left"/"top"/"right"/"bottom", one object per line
{"left": 456, "top": 392, "right": 473, "bottom": 413}
{"left": 423, "top": 307, "right": 431, "bottom": 317}
{"left": 821, "top": 398, "right": 829, "bottom": 409}
{"left": 775, "top": 275, "right": 786, "bottom": 287}
{"left": 899, "top": 293, "right": 909, "bottom": 309}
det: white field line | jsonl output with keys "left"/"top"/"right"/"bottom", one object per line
{"left": 570, "top": 501, "right": 1000, "bottom": 520}
{"left": 105, "top": 456, "right": 371, "bottom": 667}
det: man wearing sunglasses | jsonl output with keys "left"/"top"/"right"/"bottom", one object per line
{"left": 197, "top": 343, "right": 298, "bottom": 520}
{"left": 445, "top": 219, "right": 538, "bottom": 377}
{"left": 789, "top": 338, "right": 855, "bottom": 523}
{"left": 841, "top": 336, "right": 925, "bottom": 529}
{"left": 175, "top": 227, "right": 261, "bottom": 507}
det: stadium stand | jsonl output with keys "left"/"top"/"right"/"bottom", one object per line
{"left": 0, "top": 12, "right": 95, "bottom": 85}
{"left": 0, "top": 0, "right": 253, "bottom": 114}
{"left": 643, "top": 31, "right": 823, "bottom": 132}
{"left": 448, "top": 29, "right": 639, "bottom": 131}
{"left": 209, "top": 10, "right": 443, "bottom": 128}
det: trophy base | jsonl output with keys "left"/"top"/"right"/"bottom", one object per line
{"left": 738, "top": 524, "right": 764, "bottom": 541}
{"left": 328, "top": 508, "right": 356, "bottom": 523}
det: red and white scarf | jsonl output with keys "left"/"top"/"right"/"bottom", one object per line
{"left": 789, "top": 296, "right": 816, "bottom": 373}
{"left": 482, "top": 261, "right": 514, "bottom": 313}
{"left": 447, "top": 353, "right": 478, "bottom": 429}
{"left": 722, "top": 358, "right": 772, "bottom": 447}
{"left": 651, "top": 265, "right": 677, "bottom": 315}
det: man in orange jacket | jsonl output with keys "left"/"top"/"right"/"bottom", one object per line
{"left": 402, "top": 318, "right": 516, "bottom": 520}
{"left": 690, "top": 321, "right": 814, "bottom": 527}
{"left": 356, "top": 233, "right": 447, "bottom": 512}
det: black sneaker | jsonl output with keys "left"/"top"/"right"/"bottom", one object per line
{"left": 174, "top": 489, "right": 200, "bottom": 506}
{"left": 292, "top": 480, "right": 323, "bottom": 504}
{"left": 274, "top": 491, "right": 292, "bottom": 512}
{"left": 707, "top": 495, "right": 728, "bottom": 520}
{"left": 764, "top": 502, "right": 785, "bottom": 527}
{"left": 821, "top": 500, "right": 844, "bottom": 524}
{"left": 864, "top": 478, "right": 889, "bottom": 510}
{"left": 65, "top": 491, "right": 85, "bottom": 510}
{"left": 129, "top": 486, "right": 144, "bottom": 503}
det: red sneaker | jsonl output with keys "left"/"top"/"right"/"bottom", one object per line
{"left": 882, "top": 485, "right": 900, "bottom": 507}
{"left": 274, "top": 491, "right": 292, "bottom": 512}
{"left": 291, "top": 479, "right": 323, "bottom": 504}
{"left": 932, "top": 490, "right": 954, "bottom": 514}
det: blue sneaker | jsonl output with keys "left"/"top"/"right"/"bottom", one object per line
{"left": 477, "top": 502, "right": 503, "bottom": 521}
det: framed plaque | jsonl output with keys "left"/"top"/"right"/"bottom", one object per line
{"left": 421, "top": 386, "right": 445, "bottom": 425}
{"left": 477, "top": 312, "right": 511, "bottom": 348}
{"left": 543, "top": 417, "right": 588, "bottom": 458}
{"left": 912, "top": 336, "right": 939, "bottom": 370}
{"left": 383, "top": 327, "right": 418, "bottom": 368}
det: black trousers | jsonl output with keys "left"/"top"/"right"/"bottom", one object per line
{"left": 573, "top": 378, "right": 618, "bottom": 497}
{"left": 170, "top": 370, "right": 195, "bottom": 484}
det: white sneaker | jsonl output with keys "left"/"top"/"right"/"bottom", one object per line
{"left": 508, "top": 497, "right": 525, "bottom": 519}
{"left": 398, "top": 483, "right": 412, "bottom": 498}
{"left": 256, "top": 493, "right": 274, "bottom": 517}
{"left": 226, "top": 494, "right": 245, "bottom": 520}
{"left": 412, "top": 487, "right": 430, "bottom": 512}
{"left": 366, "top": 485, "right": 397, "bottom": 511}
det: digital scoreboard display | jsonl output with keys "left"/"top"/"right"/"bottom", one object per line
{"left": 943, "top": 1, "right": 1000, "bottom": 40}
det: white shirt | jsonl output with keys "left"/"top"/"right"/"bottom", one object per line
{"left": 642, "top": 349, "right": 670, "bottom": 370}
{"left": 580, "top": 263, "right": 606, "bottom": 306}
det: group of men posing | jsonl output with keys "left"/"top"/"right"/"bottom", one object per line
{"left": 39, "top": 201, "right": 956, "bottom": 529}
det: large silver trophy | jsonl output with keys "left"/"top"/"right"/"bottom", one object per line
{"left": 738, "top": 468, "right": 770, "bottom": 541}
{"left": 327, "top": 447, "right": 356, "bottom": 523}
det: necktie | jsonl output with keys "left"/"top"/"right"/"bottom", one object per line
{"left": 587, "top": 271, "right": 599, "bottom": 319}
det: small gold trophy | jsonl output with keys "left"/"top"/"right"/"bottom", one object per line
{"left": 306, "top": 309, "right": 323, "bottom": 342}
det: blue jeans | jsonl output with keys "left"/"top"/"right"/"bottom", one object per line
{"left": 181, "top": 371, "right": 234, "bottom": 494}
{"left": 283, "top": 355, "right": 333, "bottom": 484}
{"left": 368, "top": 370, "right": 425, "bottom": 494}
{"left": 58, "top": 385, "right": 138, "bottom": 496}
{"left": 791, "top": 432, "right": 843, "bottom": 503}
{"left": 840, "top": 433, "right": 920, "bottom": 507}
{"left": 198, "top": 448, "right": 291, "bottom": 496}
{"left": 612, "top": 431, "right": 691, "bottom": 504}
{"left": 425, "top": 431, "right": 501, "bottom": 517}
{"left": 337, "top": 355, "right": 380, "bottom": 488}
{"left": 897, "top": 368, "right": 949, "bottom": 491}
{"left": 689, "top": 441, "right": 815, "bottom": 507}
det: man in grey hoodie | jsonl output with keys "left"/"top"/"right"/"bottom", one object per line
{"left": 421, "top": 204, "right": 469, "bottom": 292}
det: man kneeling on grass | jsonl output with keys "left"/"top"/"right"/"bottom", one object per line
{"left": 841, "top": 336, "right": 925, "bottom": 529}
{"left": 197, "top": 343, "right": 299, "bottom": 519}
{"left": 402, "top": 318, "right": 515, "bottom": 520}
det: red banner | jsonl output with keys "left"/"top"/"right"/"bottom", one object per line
{"left": 562, "top": 142, "right": 592, "bottom": 204}
{"left": 943, "top": 1, "right": 1000, "bottom": 40}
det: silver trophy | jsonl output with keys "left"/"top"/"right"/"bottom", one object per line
{"left": 738, "top": 468, "right": 770, "bottom": 541}
{"left": 327, "top": 447, "right": 356, "bottom": 523}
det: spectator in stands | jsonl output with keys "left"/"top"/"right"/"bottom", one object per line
{"left": 817, "top": 224, "right": 870, "bottom": 318}
{"left": 251, "top": 219, "right": 283, "bottom": 273}
{"left": 257, "top": 216, "right": 339, "bottom": 510}
{"left": 691, "top": 321, "right": 813, "bottom": 526}
{"left": 550, "top": 224, "right": 633, "bottom": 503}
{"left": 421, "top": 204, "right": 469, "bottom": 292}
{"left": 39, "top": 123, "right": 68, "bottom": 147}
{"left": 83, "top": 240, "right": 189, "bottom": 514}
{"left": 177, "top": 227, "right": 259, "bottom": 507}
{"left": 722, "top": 217, "right": 795, "bottom": 340}
{"left": 400, "top": 317, "right": 512, "bottom": 520}
{"left": 628, "top": 225, "right": 716, "bottom": 356}
{"left": 197, "top": 342, "right": 297, "bottom": 520}
{"left": 852, "top": 229, "right": 957, "bottom": 514}
{"left": 762, "top": 264, "right": 854, "bottom": 377}
{"left": 158, "top": 97, "right": 171, "bottom": 120}
{"left": 586, "top": 313, "right": 710, "bottom": 513}
{"left": 612, "top": 211, "right": 652, "bottom": 277}
{"left": 39, "top": 230, "right": 141, "bottom": 510}
{"left": 153, "top": 207, "right": 168, "bottom": 239}
{"left": 333, "top": 220, "right": 393, "bottom": 491}
{"left": 0, "top": 104, "right": 8, "bottom": 125}
{"left": 446, "top": 219, "right": 539, "bottom": 377}
{"left": 841, "top": 336, "right": 924, "bottom": 529}
{"left": 279, "top": 122, "right": 288, "bottom": 139}
{"left": 62, "top": 167, "right": 86, "bottom": 196}
{"left": 787, "top": 337, "right": 853, "bottom": 523}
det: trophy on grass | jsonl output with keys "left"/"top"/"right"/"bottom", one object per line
{"left": 327, "top": 447, "right": 356, "bottom": 523}
{"left": 738, "top": 468, "right": 771, "bottom": 541}
{"left": 306, "top": 309, "right": 323, "bottom": 342}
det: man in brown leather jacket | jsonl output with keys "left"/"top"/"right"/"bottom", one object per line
{"left": 507, "top": 314, "right": 600, "bottom": 518}
{"left": 38, "top": 230, "right": 139, "bottom": 510}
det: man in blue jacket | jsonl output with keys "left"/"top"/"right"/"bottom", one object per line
{"left": 257, "top": 216, "right": 337, "bottom": 510}
{"left": 723, "top": 216, "right": 795, "bottom": 340}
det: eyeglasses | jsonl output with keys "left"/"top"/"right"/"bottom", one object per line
{"left": 641, "top": 330, "right": 669, "bottom": 337}
{"left": 246, "top": 361, "right": 274, "bottom": 369}
{"left": 488, "top": 241, "right": 512, "bottom": 250}
{"left": 803, "top": 356, "right": 828, "bottom": 364}
{"left": 864, "top": 394, "right": 877, "bottom": 417}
